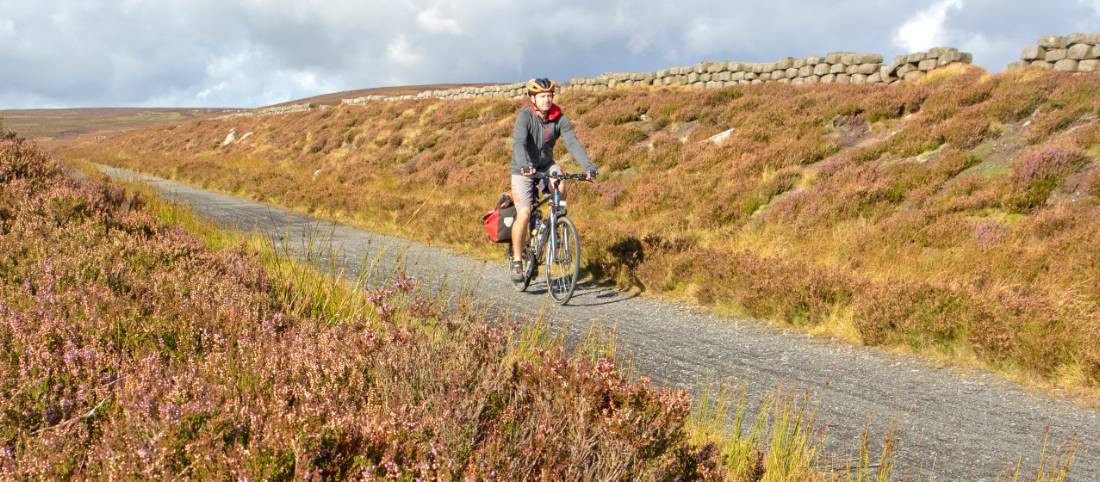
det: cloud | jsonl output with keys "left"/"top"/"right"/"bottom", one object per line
{"left": 1079, "top": 0, "right": 1100, "bottom": 15}
{"left": 196, "top": 82, "right": 228, "bottom": 102}
{"left": 417, "top": 8, "right": 462, "bottom": 35}
{"left": 387, "top": 36, "right": 422, "bottom": 67}
{"left": 889, "top": 0, "right": 1100, "bottom": 71}
{"left": 0, "top": 19, "right": 15, "bottom": 38}
{"left": 0, "top": 0, "right": 1096, "bottom": 109}
{"left": 893, "top": 0, "right": 965, "bottom": 52}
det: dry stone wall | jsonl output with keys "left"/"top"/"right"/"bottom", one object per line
{"left": 1008, "top": 33, "right": 1100, "bottom": 73}
{"left": 220, "top": 102, "right": 325, "bottom": 119}
{"left": 226, "top": 32, "right": 1100, "bottom": 118}
{"left": 341, "top": 47, "right": 971, "bottom": 106}
{"left": 567, "top": 51, "right": 888, "bottom": 90}
{"left": 344, "top": 83, "right": 528, "bottom": 105}
{"left": 881, "top": 47, "right": 972, "bottom": 82}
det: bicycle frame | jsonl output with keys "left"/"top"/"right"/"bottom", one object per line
{"left": 528, "top": 187, "right": 561, "bottom": 267}
{"left": 529, "top": 172, "right": 581, "bottom": 262}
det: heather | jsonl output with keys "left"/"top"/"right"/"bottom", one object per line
{"left": 61, "top": 66, "right": 1100, "bottom": 392}
{"left": 0, "top": 135, "right": 677, "bottom": 478}
{"left": 5, "top": 133, "right": 911, "bottom": 479}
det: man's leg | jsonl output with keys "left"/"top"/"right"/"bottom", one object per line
{"left": 510, "top": 173, "right": 535, "bottom": 264}
{"left": 548, "top": 164, "right": 565, "bottom": 204}
{"left": 512, "top": 207, "right": 531, "bottom": 260}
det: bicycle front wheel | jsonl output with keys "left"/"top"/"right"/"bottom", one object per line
{"left": 544, "top": 217, "right": 580, "bottom": 305}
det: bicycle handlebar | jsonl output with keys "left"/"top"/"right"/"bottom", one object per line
{"left": 529, "top": 171, "right": 594, "bottom": 181}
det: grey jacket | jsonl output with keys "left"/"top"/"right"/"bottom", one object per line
{"left": 511, "top": 105, "right": 596, "bottom": 175}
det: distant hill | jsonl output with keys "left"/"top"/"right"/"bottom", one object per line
{"left": 262, "top": 83, "right": 498, "bottom": 108}
{"left": 1, "top": 85, "right": 500, "bottom": 149}
{"left": 1, "top": 107, "right": 239, "bottom": 148}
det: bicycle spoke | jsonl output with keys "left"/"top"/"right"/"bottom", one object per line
{"left": 545, "top": 217, "right": 580, "bottom": 304}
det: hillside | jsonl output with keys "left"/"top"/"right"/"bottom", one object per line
{"left": 0, "top": 86, "right": 496, "bottom": 151}
{"left": 0, "top": 108, "right": 239, "bottom": 148}
{"left": 61, "top": 65, "right": 1100, "bottom": 395}
{"left": 262, "top": 83, "right": 497, "bottom": 108}
{"left": 5, "top": 131, "right": 882, "bottom": 479}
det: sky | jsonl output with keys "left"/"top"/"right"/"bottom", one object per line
{"left": 2, "top": 0, "right": 1099, "bottom": 109}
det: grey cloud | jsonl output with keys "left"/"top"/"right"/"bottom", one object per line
{"left": 0, "top": 0, "right": 1096, "bottom": 108}
{"left": 934, "top": 0, "right": 1099, "bottom": 71}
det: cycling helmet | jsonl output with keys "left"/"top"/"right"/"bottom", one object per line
{"left": 526, "top": 78, "right": 556, "bottom": 95}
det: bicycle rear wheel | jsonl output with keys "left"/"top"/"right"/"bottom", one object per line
{"left": 544, "top": 217, "right": 580, "bottom": 304}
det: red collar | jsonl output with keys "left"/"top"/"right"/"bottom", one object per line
{"left": 531, "top": 103, "right": 562, "bottom": 122}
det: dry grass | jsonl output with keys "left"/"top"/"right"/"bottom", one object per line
{"left": 1, "top": 108, "right": 237, "bottom": 148}
{"left": 3, "top": 132, "right": 916, "bottom": 479}
{"left": 59, "top": 67, "right": 1100, "bottom": 396}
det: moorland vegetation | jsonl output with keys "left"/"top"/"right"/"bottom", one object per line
{"left": 2, "top": 130, "right": 909, "bottom": 480}
{"left": 61, "top": 65, "right": 1100, "bottom": 395}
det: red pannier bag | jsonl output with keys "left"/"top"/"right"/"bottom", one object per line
{"left": 482, "top": 194, "right": 516, "bottom": 243}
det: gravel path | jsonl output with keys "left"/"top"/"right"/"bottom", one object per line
{"left": 100, "top": 165, "right": 1099, "bottom": 481}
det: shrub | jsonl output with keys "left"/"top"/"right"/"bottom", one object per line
{"left": 854, "top": 282, "right": 970, "bottom": 347}
{"left": 1004, "top": 145, "right": 1087, "bottom": 212}
{"left": 1087, "top": 169, "right": 1100, "bottom": 198}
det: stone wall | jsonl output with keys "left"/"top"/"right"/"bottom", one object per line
{"left": 567, "top": 48, "right": 970, "bottom": 90}
{"left": 1007, "top": 33, "right": 1100, "bottom": 73}
{"left": 220, "top": 102, "right": 325, "bottom": 119}
{"left": 224, "top": 32, "right": 1100, "bottom": 118}
{"left": 881, "top": 48, "right": 972, "bottom": 82}
{"left": 340, "top": 47, "right": 971, "bottom": 106}
{"left": 567, "top": 51, "right": 887, "bottom": 90}
{"left": 344, "top": 83, "right": 528, "bottom": 104}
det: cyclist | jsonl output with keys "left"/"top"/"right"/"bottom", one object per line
{"left": 510, "top": 77, "right": 598, "bottom": 282}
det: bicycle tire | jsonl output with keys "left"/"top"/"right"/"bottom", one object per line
{"left": 544, "top": 217, "right": 580, "bottom": 304}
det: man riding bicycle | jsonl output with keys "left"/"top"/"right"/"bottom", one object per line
{"left": 510, "top": 78, "right": 598, "bottom": 282}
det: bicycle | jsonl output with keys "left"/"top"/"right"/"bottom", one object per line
{"left": 509, "top": 171, "right": 591, "bottom": 305}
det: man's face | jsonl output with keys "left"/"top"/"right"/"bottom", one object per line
{"left": 532, "top": 92, "right": 553, "bottom": 112}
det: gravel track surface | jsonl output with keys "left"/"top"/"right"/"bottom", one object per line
{"left": 100, "top": 165, "right": 1099, "bottom": 481}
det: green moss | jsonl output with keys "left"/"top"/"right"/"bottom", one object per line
{"left": 977, "top": 164, "right": 1011, "bottom": 177}
{"left": 971, "top": 141, "right": 996, "bottom": 161}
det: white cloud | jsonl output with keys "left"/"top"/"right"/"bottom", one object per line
{"left": 1079, "top": 0, "right": 1100, "bottom": 15}
{"left": 386, "top": 36, "right": 422, "bottom": 67}
{"left": 0, "top": 0, "right": 1095, "bottom": 108}
{"left": 286, "top": 70, "right": 339, "bottom": 94}
{"left": 893, "top": 0, "right": 965, "bottom": 52}
{"left": 0, "top": 19, "right": 15, "bottom": 37}
{"left": 684, "top": 18, "right": 717, "bottom": 54}
{"left": 417, "top": 8, "right": 461, "bottom": 35}
{"left": 954, "top": 31, "right": 1015, "bottom": 69}
{"left": 206, "top": 50, "right": 256, "bottom": 78}
{"left": 196, "top": 82, "right": 228, "bottom": 102}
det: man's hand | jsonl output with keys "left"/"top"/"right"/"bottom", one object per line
{"left": 521, "top": 166, "right": 536, "bottom": 177}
